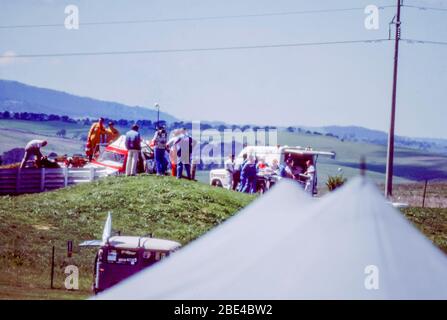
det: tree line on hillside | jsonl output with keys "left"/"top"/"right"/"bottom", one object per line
{"left": 1, "top": 111, "right": 77, "bottom": 123}
{"left": 0, "top": 110, "right": 280, "bottom": 135}
{"left": 2, "top": 110, "right": 353, "bottom": 150}
{"left": 3, "top": 110, "right": 358, "bottom": 143}
{"left": 286, "top": 126, "right": 343, "bottom": 141}
{"left": 1, "top": 110, "right": 354, "bottom": 144}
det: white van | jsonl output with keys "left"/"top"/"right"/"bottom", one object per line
{"left": 209, "top": 145, "right": 335, "bottom": 194}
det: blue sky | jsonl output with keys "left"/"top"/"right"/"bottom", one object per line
{"left": 0, "top": 0, "right": 446, "bottom": 138}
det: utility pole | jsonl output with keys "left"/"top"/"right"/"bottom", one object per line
{"left": 155, "top": 103, "right": 160, "bottom": 128}
{"left": 385, "top": 0, "right": 402, "bottom": 198}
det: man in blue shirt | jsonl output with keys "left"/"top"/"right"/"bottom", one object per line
{"left": 125, "top": 124, "right": 141, "bottom": 176}
{"left": 240, "top": 155, "right": 257, "bottom": 194}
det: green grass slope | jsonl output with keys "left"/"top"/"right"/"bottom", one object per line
{"left": 403, "top": 207, "right": 447, "bottom": 255}
{"left": 0, "top": 175, "right": 254, "bottom": 299}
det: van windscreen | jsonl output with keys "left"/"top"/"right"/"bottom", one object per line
{"left": 107, "top": 249, "right": 138, "bottom": 265}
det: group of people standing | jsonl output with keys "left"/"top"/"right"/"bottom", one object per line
{"left": 224, "top": 154, "right": 316, "bottom": 194}
{"left": 224, "top": 154, "right": 258, "bottom": 194}
{"left": 224, "top": 154, "right": 264, "bottom": 194}
{"left": 153, "top": 127, "right": 197, "bottom": 179}
{"left": 281, "top": 158, "right": 316, "bottom": 193}
{"left": 124, "top": 124, "right": 197, "bottom": 179}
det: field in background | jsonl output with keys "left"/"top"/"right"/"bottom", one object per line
{"left": 0, "top": 119, "right": 157, "bottom": 155}
{"left": 0, "top": 119, "right": 157, "bottom": 141}
{"left": 0, "top": 128, "right": 84, "bottom": 156}
{"left": 0, "top": 119, "right": 90, "bottom": 139}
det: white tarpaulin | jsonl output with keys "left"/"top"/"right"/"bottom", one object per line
{"left": 96, "top": 177, "right": 447, "bottom": 300}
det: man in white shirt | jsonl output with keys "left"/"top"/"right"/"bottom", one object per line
{"left": 167, "top": 129, "right": 182, "bottom": 177}
{"left": 20, "top": 139, "right": 48, "bottom": 168}
{"left": 171, "top": 129, "right": 197, "bottom": 179}
{"left": 303, "top": 159, "right": 316, "bottom": 194}
{"left": 224, "top": 155, "right": 235, "bottom": 190}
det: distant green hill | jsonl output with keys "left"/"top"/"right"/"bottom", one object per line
{"left": 0, "top": 175, "right": 254, "bottom": 299}
{"left": 0, "top": 79, "right": 177, "bottom": 122}
{"left": 303, "top": 125, "right": 447, "bottom": 156}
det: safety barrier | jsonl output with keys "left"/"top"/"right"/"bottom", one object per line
{"left": 0, "top": 167, "right": 109, "bottom": 195}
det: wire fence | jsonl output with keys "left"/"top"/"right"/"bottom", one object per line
{"left": 390, "top": 180, "right": 447, "bottom": 208}
{"left": 0, "top": 242, "right": 96, "bottom": 294}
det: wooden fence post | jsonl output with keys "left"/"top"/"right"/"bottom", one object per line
{"left": 16, "top": 168, "right": 21, "bottom": 194}
{"left": 422, "top": 179, "right": 428, "bottom": 208}
{"left": 90, "top": 167, "right": 95, "bottom": 182}
{"left": 50, "top": 246, "right": 55, "bottom": 289}
{"left": 64, "top": 167, "right": 68, "bottom": 187}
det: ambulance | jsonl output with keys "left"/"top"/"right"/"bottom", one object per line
{"left": 209, "top": 145, "right": 335, "bottom": 194}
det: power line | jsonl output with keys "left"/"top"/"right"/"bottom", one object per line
{"left": 403, "top": 4, "right": 447, "bottom": 12}
{"left": 402, "top": 38, "right": 447, "bottom": 45}
{"left": 5, "top": 39, "right": 391, "bottom": 59}
{"left": 0, "top": 6, "right": 395, "bottom": 30}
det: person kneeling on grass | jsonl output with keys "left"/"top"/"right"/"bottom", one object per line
{"left": 20, "top": 139, "right": 48, "bottom": 168}
{"left": 125, "top": 124, "right": 141, "bottom": 176}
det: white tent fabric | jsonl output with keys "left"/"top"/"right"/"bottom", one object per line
{"left": 96, "top": 179, "right": 313, "bottom": 299}
{"left": 108, "top": 135, "right": 127, "bottom": 150}
{"left": 96, "top": 177, "right": 447, "bottom": 300}
{"left": 109, "top": 135, "right": 148, "bottom": 150}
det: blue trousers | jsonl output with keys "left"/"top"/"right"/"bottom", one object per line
{"left": 155, "top": 148, "right": 166, "bottom": 175}
{"left": 177, "top": 162, "right": 191, "bottom": 179}
{"left": 238, "top": 177, "right": 247, "bottom": 192}
{"left": 241, "top": 178, "right": 256, "bottom": 194}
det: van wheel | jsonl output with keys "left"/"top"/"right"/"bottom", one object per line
{"left": 211, "top": 180, "right": 223, "bottom": 187}
{"left": 92, "top": 285, "right": 99, "bottom": 295}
